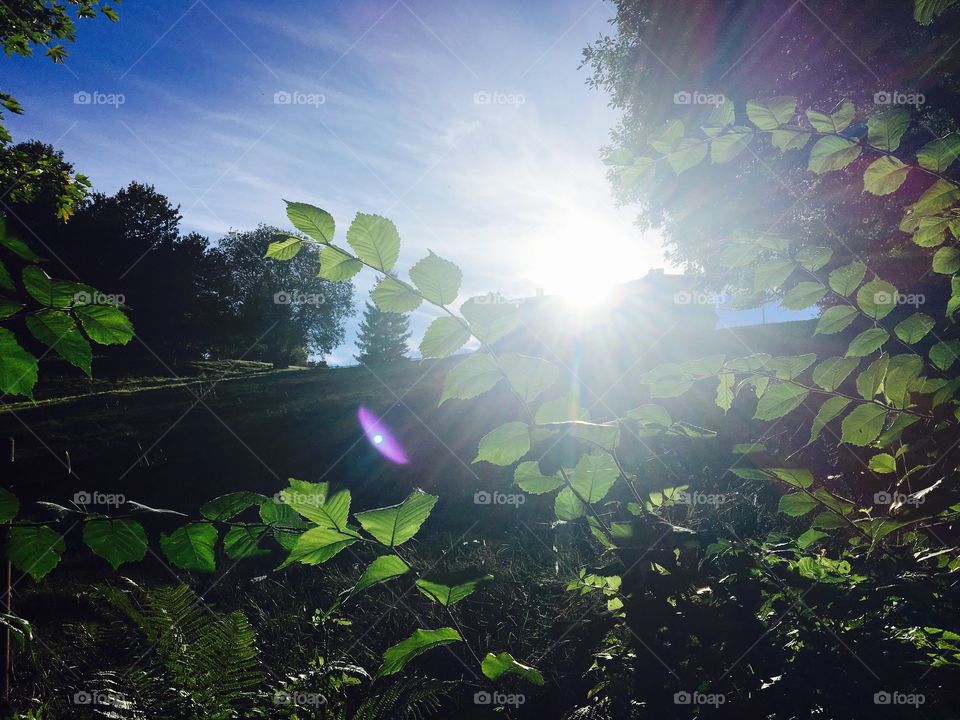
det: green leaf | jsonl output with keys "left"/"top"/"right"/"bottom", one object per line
{"left": 0, "top": 260, "right": 14, "bottom": 292}
{"left": 570, "top": 453, "right": 618, "bottom": 504}
{"left": 25, "top": 310, "right": 91, "bottom": 376}
{"left": 908, "top": 179, "right": 960, "bottom": 217}
{"left": 409, "top": 252, "right": 461, "bottom": 305}
{"left": 702, "top": 98, "right": 735, "bottom": 134}
{"left": 867, "top": 108, "right": 911, "bottom": 151}
{"left": 318, "top": 245, "right": 362, "bottom": 280}
{"left": 810, "top": 511, "right": 847, "bottom": 529}
{"left": 514, "top": 462, "right": 563, "bottom": 494}
{"left": 285, "top": 201, "right": 334, "bottom": 243}
{"left": 753, "top": 382, "right": 809, "bottom": 420}
{"left": 767, "top": 354, "right": 817, "bottom": 380}
{"left": 912, "top": 216, "right": 950, "bottom": 247}
{"left": 770, "top": 468, "right": 814, "bottom": 489}
{"left": 500, "top": 353, "right": 558, "bottom": 403}
{"left": 797, "top": 528, "right": 828, "bottom": 548}
{"left": 806, "top": 100, "right": 854, "bottom": 133}
{"left": 840, "top": 403, "right": 887, "bottom": 446}
{"left": 82, "top": 518, "right": 148, "bottom": 569}
{"left": 626, "top": 404, "right": 672, "bottom": 427}
{"left": 915, "top": 0, "right": 959, "bottom": 24}
{"left": 863, "top": 156, "right": 910, "bottom": 195}
{"left": 753, "top": 259, "right": 797, "bottom": 291}
{"left": 681, "top": 354, "right": 726, "bottom": 377}
{"left": 716, "top": 372, "right": 735, "bottom": 412}
{"left": 347, "top": 213, "right": 401, "bottom": 272}
{"left": 481, "top": 652, "right": 545, "bottom": 685}
{"left": 75, "top": 304, "right": 134, "bottom": 345}
{"left": 460, "top": 296, "right": 520, "bottom": 343}
{"left": 372, "top": 277, "right": 421, "bottom": 313}
{"left": 377, "top": 627, "right": 462, "bottom": 678}
{"left": 0, "top": 488, "right": 18, "bottom": 523}
{"left": 280, "top": 479, "right": 351, "bottom": 531}
{"left": 420, "top": 316, "right": 470, "bottom": 359}
{"left": 828, "top": 261, "right": 867, "bottom": 296}
{"left": 868, "top": 453, "right": 897, "bottom": 473}
{"left": 808, "top": 136, "right": 860, "bottom": 174}
{"left": 535, "top": 394, "right": 590, "bottom": 423}
{"left": 159, "top": 523, "right": 218, "bottom": 573}
{"left": 0, "top": 233, "right": 43, "bottom": 262}
{"left": 720, "top": 241, "right": 762, "bottom": 268}
{"left": 352, "top": 555, "right": 410, "bottom": 595}
{"left": 856, "top": 354, "right": 889, "bottom": 399}
{"left": 894, "top": 313, "right": 935, "bottom": 344}
{"left": 795, "top": 246, "right": 833, "bottom": 272}
{"left": 810, "top": 396, "right": 852, "bottom": 442}
{"left": 223, "top": 526, "right": 269, "bottom": 559}
{"left": 8, "top": 525, "right": 64, "bottom": 580}
{"left": 846, "top": 328, "right": 889, "bottom": 357}
{"left": 648, "top": 120, "right": 684, "bottom": 153}
{"left": 778, "top": 493, "right": 818, "bottom": 517}
{"left": 439, "top": 353, "right": 500, "bottom": 404}
{"left": 884, "top": 354, "right": 923, "bottom": 409}
{"left": 473, "top": 421, "right": 530, "bottom": 466}
{"left": 710, "top": 127, "right": 753, "bottom": 163}
{"left": 200, "top": 491, "right": 267, "bottom": 521}
{"left": 554, "top": 487, "right": 585, "bottom": 521}
{"left": 917, "top": 134, "right": 960, "bottom": 173}
{"left": 813, "top": 357, "right": 859, "bottom": 392}
{"left": 666, "top": 139, "right": 708, "bottom": 174}
{"left": 781, "top": 282, "right": 826, "bottom": 310}
{"left": 264, "top": 234, "right": 304, "bottom": 260}
{"left": 933, "top": 246, "right": 960, "bottom": 274}
{"left": 21, "top": 266, "right": 82, "bottom": 307}
{"left": 770, "top": 127, "right": 811, "bottom": 152}
{"left": 0, "top": 328, "right": 38, "bottom": 398}
{"left": 815, "top": 305, "right": 858, "bottom": 335}
{"left": 279, "top": 526, "right": 358, "bottom": 568}
{"left": 930, "top": 340, "right": 960, "bottom": 371}
{"left": 856, "top": 279, "right": 898, "bottom": 320}
{"left": 416, "top": 571, "right": 492, "bottom": 606}
{"left": 746, "top": 96, "right": 797, "bottom": 129}
{"left": 355, "top": 489, "right": 438, "bottom": 547}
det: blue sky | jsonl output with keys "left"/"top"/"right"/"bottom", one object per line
{"left": 6, "top": 0, "right": 804, "bottom": 363}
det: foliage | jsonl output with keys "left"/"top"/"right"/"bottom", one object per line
{"left": 354, "top": 292, "right": 412, "bottom": 365}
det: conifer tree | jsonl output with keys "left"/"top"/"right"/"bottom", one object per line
{"left": 354, "top": 296, "right": 411, "bottom": 364}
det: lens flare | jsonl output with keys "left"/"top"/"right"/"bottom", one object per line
{"left": 358, "top": 406, "right": 408, "bottom": 464}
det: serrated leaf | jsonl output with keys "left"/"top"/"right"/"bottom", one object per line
{"left": 778, "top": 493, "right": 818, "bottom": 517}
{"left": 355, "top": 489, "right": 438, "bottom": 547}
{"left": 863, "top": 156, "right": 910, "bottom": 195}
{"left": 372, "top": 277, "right": 421, "bottom": 313}
{"left": 347, "top": 213, "right": 400, "bottom": 271}
{"left": 753, "top": 382, "right": 809, "bottom": 420}
{"left": 781, "top": 281, "right": 826, "bottom": 310}
{"left": 160, "top": 523, "right": 218, "bottom": 573}
{"left": 554, "top": 487, "right": 585, "bottom": 520}
{"left": 440, "top": 353, "right": 501, "bottom": 405}
{"left": 535, "top": 394, "right": 590, "bottom": 423}
{"left": 797, "top": 528, "right": 828, "bottom": 548}
{"left": 420, "top": 316, "right": 470, "bottom": 358}
{"left": 279, "top": 526, "right": 358, "bottom": 568}
{"left": 514, "top": 461, "right": 563, "bottom": 494}
{"left": 25, "top": 309, "right": 92, "bottom": 376}
{"left": 856, "top": 354, "right": 889, "bottom": 399}
{"left": 933, "top": 246, "right": 960, "bottom": 274}
{"left": 0, "top": 327, "right": 38, "bottom": 398}
{"left": 770, "top": 126, "right": 811, "bottom": 152}
{"left": 716, "top": 372, "right": 735, "bottom": 412}
{"left": 8, "top": 525, "right": 64, "bottom": 580}
{"left": 846, "top": 328, "right": 889, "bottom": 357}
{"left": 473, "top": 421, "right": 530, "bottom": 466}
{"left": 264, "top": 234, "right": 304, "bottom": 260}
{"left": 770, "top": 468, "right": 815, "bottom": 489}
{"left": 840, "top": 403, "right": 887, "bottom": 446}
{"left": 352, "top": 555, "right": 409, "bottom": 595}
{"left": 500, "top": 353, "right": 558, "bottom": 403}
{"left": 377, "top": 627, "right": 461, "bottom": 678}
{"left": 795, "top": 246, "right": 833, "bottom": 272}
{"left": 416, "top": 571, "right": 492, "bottom": 606}
{"left": 666, "top": 138, "right": 709, "bottom": 173}
{"left": 917, "top": 134, "right": 960, "bottom": 173}
{"left": 281, "top": 479, "right": 351, "bottom": 531}
{"left": 894, "top": 313, "right": 935, "bottom": 343}
{"left": 83, "top": 518, "right": 147, "bottom": 569}
{"left": 754, "top": 259, "right": 797, "bottom": 291}
{"left": 710, "top": 127, "right": 753, "bottom": 163}
{"left": 481, "top": 652, "right": 545, "bottom": 685}
{"left": 810, "top": 396, "right": 852, "bottom": 442}
{"left": 460, "top": 296, "right": 519, "bottom": 343}
{"left": 828, "top": 261, "right": 867, "bottom": 296}
{"left": 806, "top": 100, "right": 854, "bottom": 133}
{"left": 285, "top": 201, "right": 334, "bottom": 243}
{"left": 868, "top": 453, "right": 897, "bottom": 473}
{"left": 856, "top": 279, "right": 897, "bottom": 319}
{"left": 884, "top": 354, "right": 923, "bottom": 409}
{"left": 808, "top": 136, "right": 860, "bottom": 174}
{"left": 649, "top": 120, "right": 684, "bottom": 153}
{"left": 200, "top": 491, "right": 267, "bottom": 521}
{"left": 812, "top": 357, "right": 859, "bottom": 392}
{"left": 815, "top": 305, "right": 858, "bottom": 335}
{"left": 626, "top": 404, "right": 671, "bottom": 426}
{"left": 75, "top": 304, "right": 134, "bottom": 345}
{"left": 912, "top": 216, "right": 950, "bottom": 247}
{"left": 318, "top": 245, "right": 362, "bottom": 280}
{"left": 867, "top": 108, "right": 911, "bottom": 151}
{"left": 223, "top": 526, "right": 269, "bottom": 559}
{"left": 409, "top": 252, "right": 462, "bottom": 305}
{"left": 0, "top": 488, "right": 18, "bottom": 523}
{"left": 930, "top": 340, "right": 960, "bottom": 371}
{"left": 571, "top": 453, "right": 618, "bottom": 504}
{"left": 746, "top": 96, "right": 796, "bottom": 129}
{"left": 767, "top": 354, "right": 817, "bottom": 380}
{"left": 0, "top": 233, "right": 43, "bottom": 262}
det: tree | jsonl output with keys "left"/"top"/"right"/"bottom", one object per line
{"left": 354, "top": 294, "right": 411, "bottom": 365}
{"left": 210, "top": 225, "right": 353, "bottom": 368}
